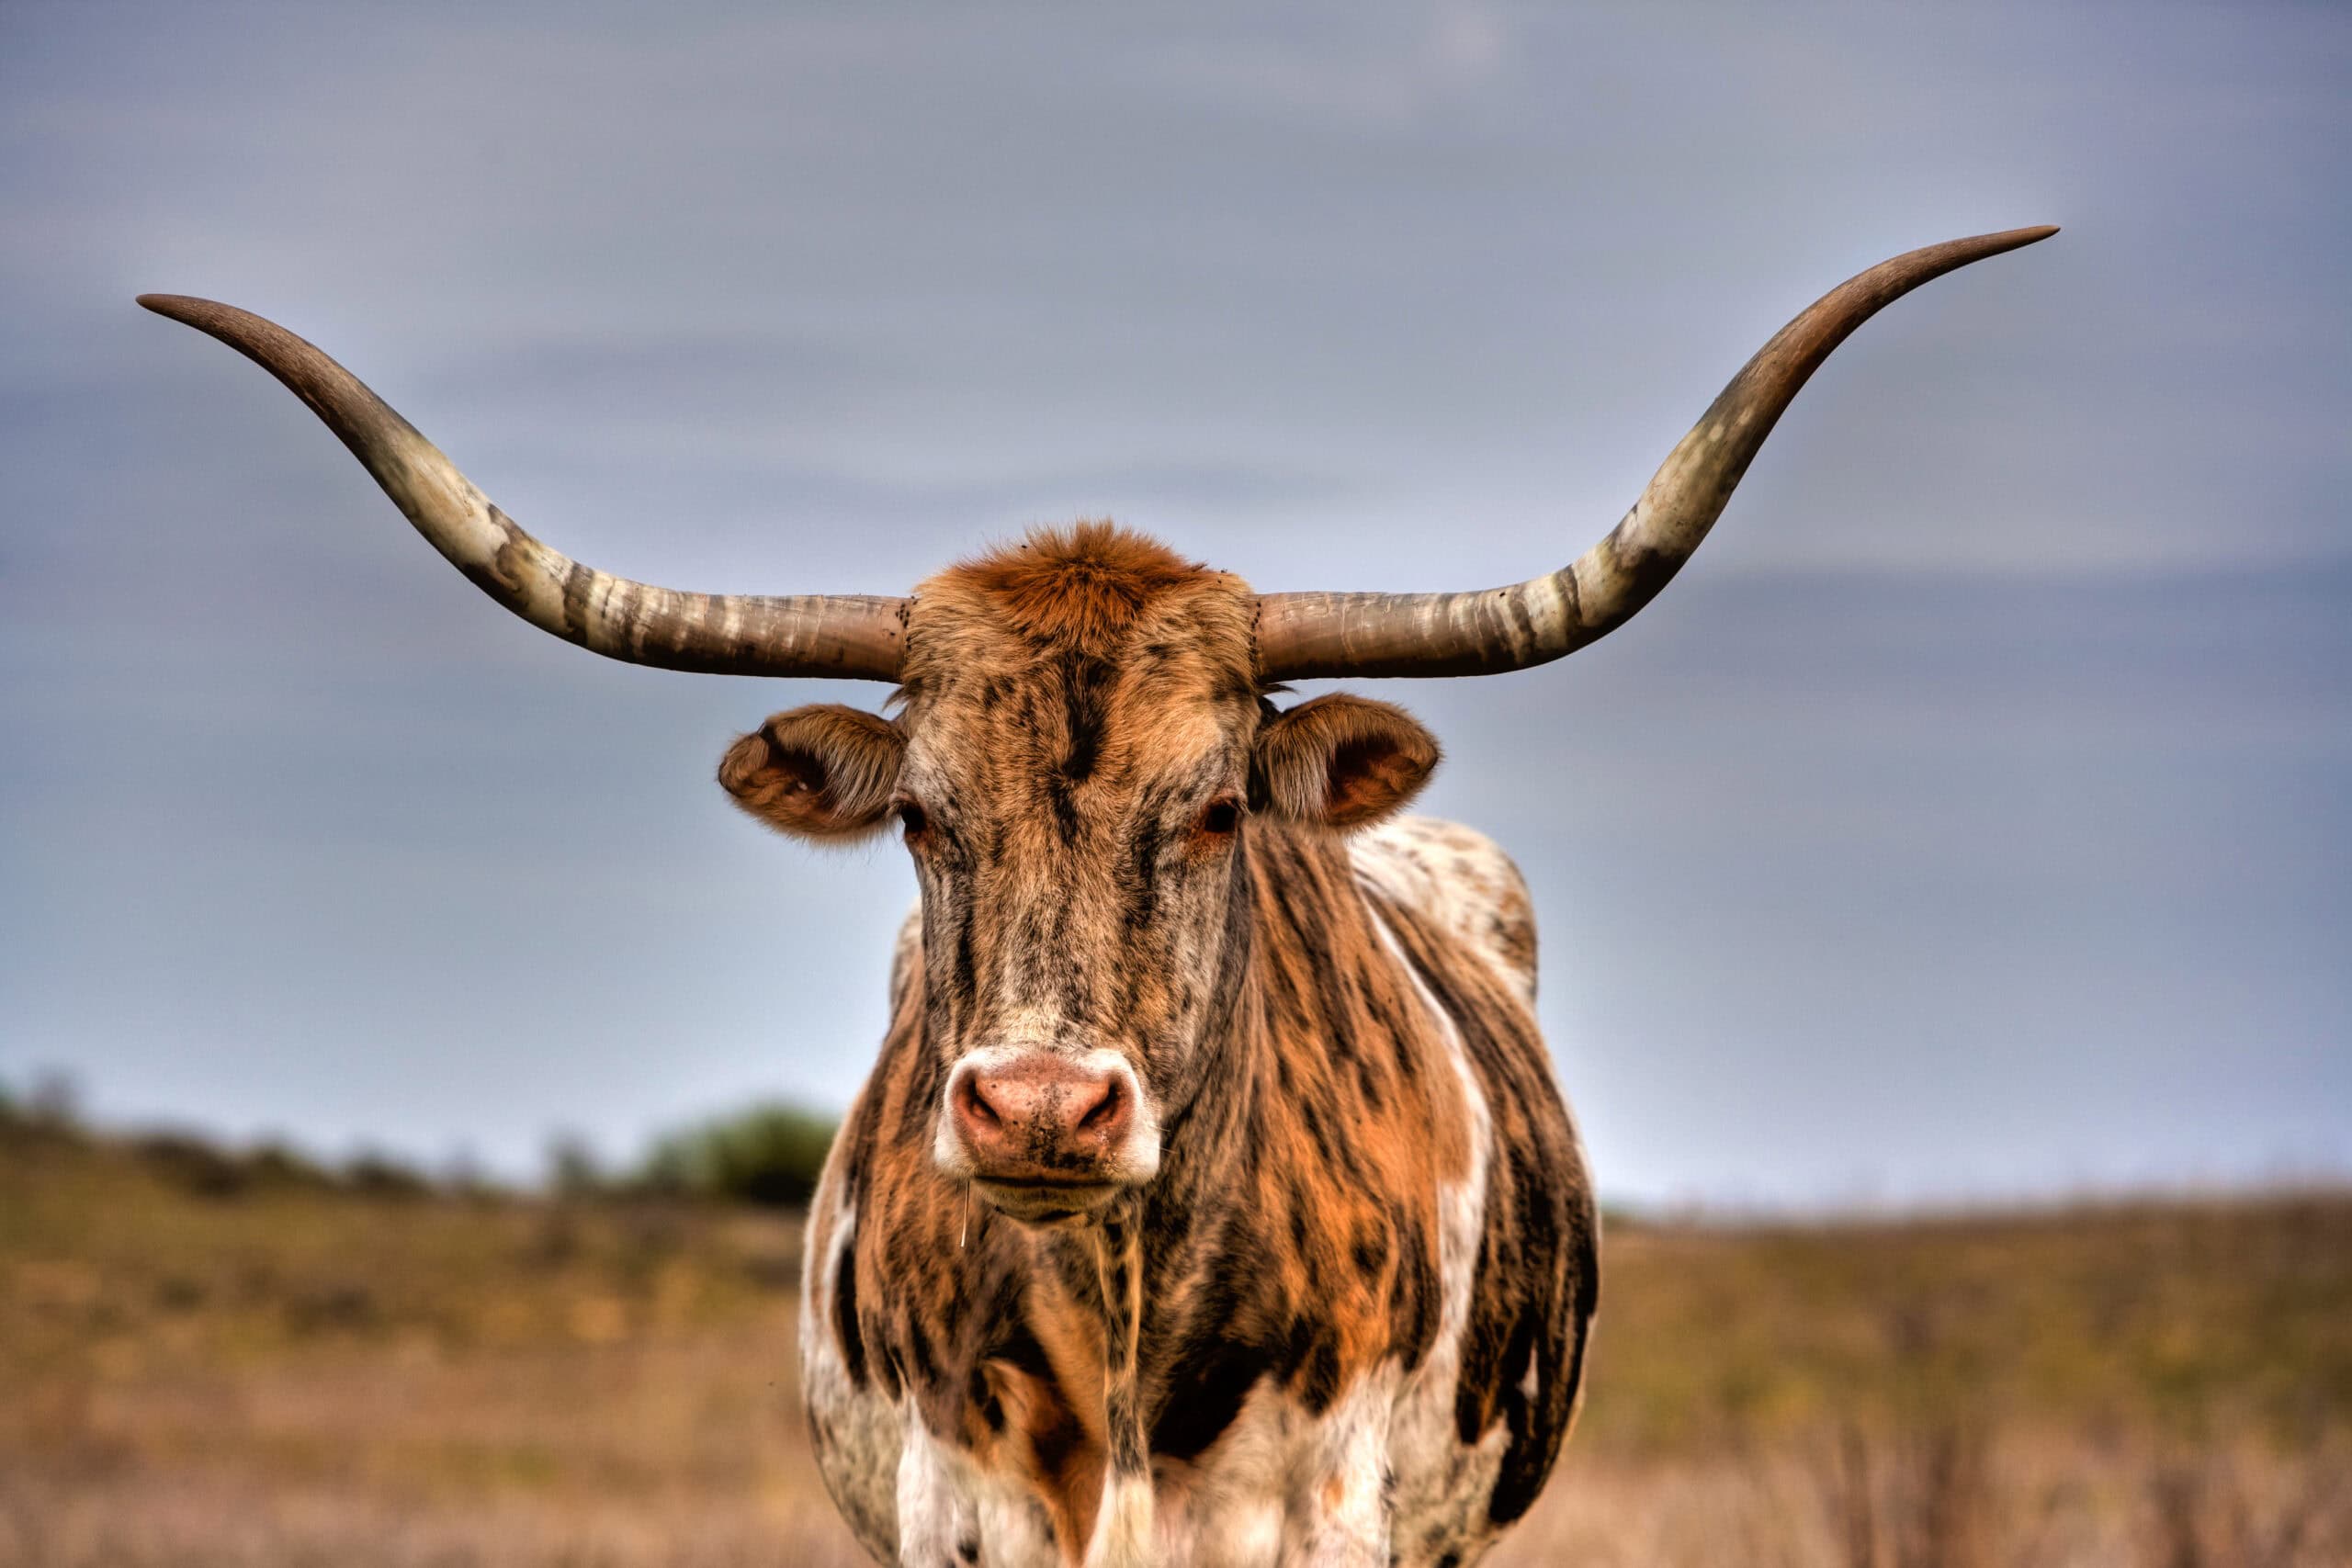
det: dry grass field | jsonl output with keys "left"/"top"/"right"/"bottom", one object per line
{"left": 4, "top": 1114, "right": 2346, "bottom": 1567}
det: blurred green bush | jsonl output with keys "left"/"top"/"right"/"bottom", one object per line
{"left": 631, "top": 1102, "right": 839, "bottom": 1209}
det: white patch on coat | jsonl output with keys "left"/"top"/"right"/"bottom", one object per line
{"left": 973, "top": 1479, "right": 1059, "bottom": 1566}
{"left": 1352, "top": 818, "right": 1537, "bottom": 1006}
{"left": 800, "top": 1190, "right": 902, "bottom": 1560}
{"left": 897, "top": 1416, "right": 972, "bottom": 1565}
{"left": 1286, "top": 1368, "right": 1402, "bottom": 1564}
{"left": 1086, "top": 1472, "right": 1158, "bottom": 1568}
{"left": 1151, "top": 1382, "right": 1297, "bottom": 1568}
{"left": 1155, "top": 1364, "right": 1424, "bottom": 1566}
{"left": 1359, "top": 857, "right": 1517, "bottom": 1566}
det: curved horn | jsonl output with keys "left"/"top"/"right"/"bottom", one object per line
{"left": 1253, "top": 226, "right": 2057, "bottom": 681}
{"left": 138, "top": 296, "right": 907, "bottom": 680}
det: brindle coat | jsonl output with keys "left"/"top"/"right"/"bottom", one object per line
{"left": 726, "top": 526, "right": 1597, "bottom": 1567}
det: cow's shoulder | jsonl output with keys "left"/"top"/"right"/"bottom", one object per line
{"left": 1348, "top": 816, "right": 1537, "bottom": 1005}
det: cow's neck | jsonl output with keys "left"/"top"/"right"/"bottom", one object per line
{"left": 1125, "top": 819, "right": 1382, "bottom": 1305}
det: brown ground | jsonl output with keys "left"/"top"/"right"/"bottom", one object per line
{"left": 4, "top": 1122, "right": 2346, "bottom": 1566}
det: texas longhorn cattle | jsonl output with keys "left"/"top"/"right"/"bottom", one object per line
{"left": 141, "top": 225, "right": 2052, "bottom": 1566}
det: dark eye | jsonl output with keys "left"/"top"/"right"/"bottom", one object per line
{"left": 895, "top": 801, "right": 929, "bottom": 840}
{"left": 1197, "top": 797, "right": 1241, "bottom": 837}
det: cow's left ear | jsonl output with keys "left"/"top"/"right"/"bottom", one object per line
{"left": 1253, "top": 693, "right": 1440, "bottom": 830}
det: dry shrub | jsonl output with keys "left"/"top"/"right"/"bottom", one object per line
{"left": 2143, "top": 1446, "right": 2349, "bottom": 1568}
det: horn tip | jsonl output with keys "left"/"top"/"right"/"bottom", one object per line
{"left": 1943, "top": 225, "right": 2058, "bottom": 268}
{"left": 1986, "top": 224, "right": 2060, "bottom": 250}
{"left": 137, "top": 293, "right": 217, "bottom": 324}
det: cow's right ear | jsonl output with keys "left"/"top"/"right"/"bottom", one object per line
{"left": 718, "top": 705, "right": 904, "bottom": 841}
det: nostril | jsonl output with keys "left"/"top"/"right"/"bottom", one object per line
{"left": 1076, "top": 1077, "right": 1123, "bottom": 1134}
{"left": 957, "top": 1075, "right": 1002, "bottom": 1130}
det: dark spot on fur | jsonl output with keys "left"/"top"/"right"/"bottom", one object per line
{"left": 831, "top": 1252, "right": 866, "bottom": 1388}
{"left": 1297, "top": 1331, "right": 1342, "bottom": 1416}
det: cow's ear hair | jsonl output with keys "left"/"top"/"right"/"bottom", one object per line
{"left": 1252, "top": 693, "right": 1440, "bottom": 830}
{"left": 718, "top": 704, "right": 904, "bottom": 841}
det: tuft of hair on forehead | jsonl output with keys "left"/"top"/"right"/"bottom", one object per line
{"left": 924, "top": 521, "right": 1228, "bottom": 658}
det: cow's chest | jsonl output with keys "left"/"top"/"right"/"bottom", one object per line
{"left": 800, "top": 1134, "right": 1511, "bottom": 1568}
{"left": 803, "top": 1334, "right": 1505, "bottom": 1567}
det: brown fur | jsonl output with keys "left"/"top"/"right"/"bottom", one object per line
{"left": 943, "top": 522, "right": 1220, "bottom": 657}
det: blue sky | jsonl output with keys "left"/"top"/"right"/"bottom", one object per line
{"left": 3, "top": 1, "right": 2345, "bottom": 1206}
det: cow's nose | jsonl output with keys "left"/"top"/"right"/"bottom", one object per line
{"left": 949, "top": 1052, "right": 1134, "bottom": 1179}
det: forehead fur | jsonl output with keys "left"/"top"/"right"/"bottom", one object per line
{"left": 906, "top": 521, "right": 1256, "bottom": 677}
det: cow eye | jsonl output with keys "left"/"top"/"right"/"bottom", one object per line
{"left": 895, "top": 800, "right": 930, "bottom": 841}
{"left": 1197, "top": 797, "right": 1242, "bottom": 837}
